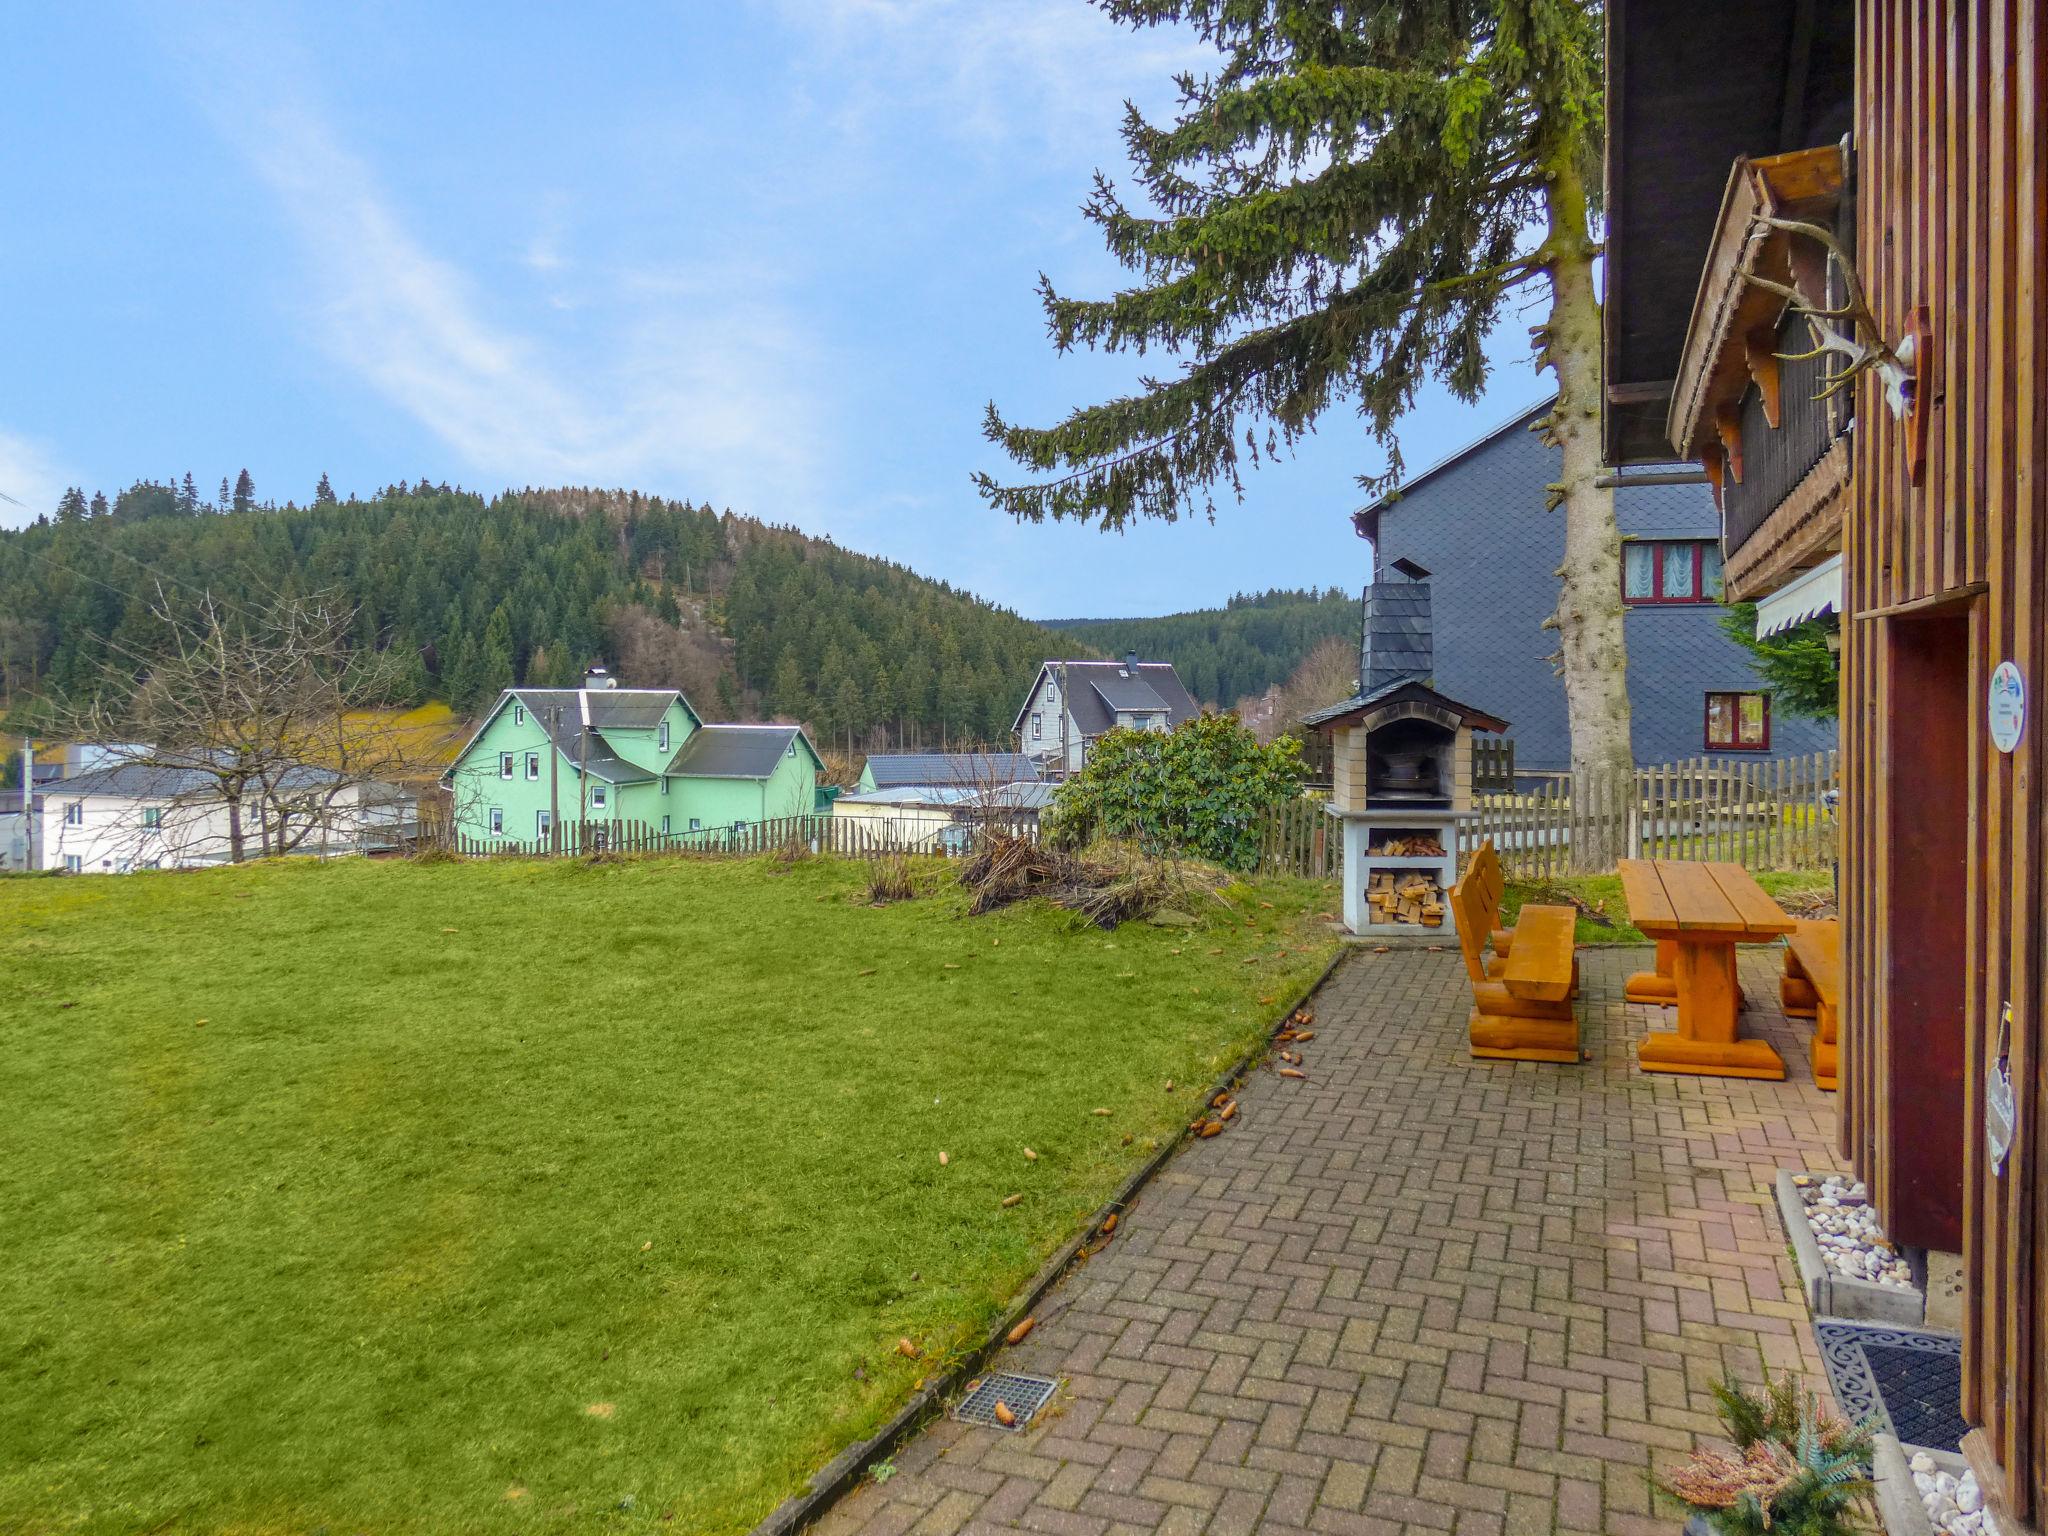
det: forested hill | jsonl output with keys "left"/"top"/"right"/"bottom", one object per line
{"left": 1045, "top": 588, "right": 1358, "bottom": 709}
{"left": 0, "top": 482, "right": 1082, "bottom": 752}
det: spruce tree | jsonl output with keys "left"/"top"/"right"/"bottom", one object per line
{"left": 232, "top": 469, "right": 256, "bottom": 514}
{"left": 88, "top": 491, "right": 110, "bottom": 519}
{"left": 56, "top": 488, "right": 87, "bottom": 523}
{"left": 218, "top": 476, "right": 232, "bottom": 511}
{"left": 314, "top": 472, "right": 338, "bottom": 506}
{"left": 975, "top": 0, "right": 1629, "bottom": 861}
{"left": 178, "top": 472, "right": 200, "bottom": 514}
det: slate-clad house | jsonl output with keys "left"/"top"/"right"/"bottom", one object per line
{"left": 445, "top": 669, "right": 821, "bottom": 847}
{"left": 1013, "top": 655, "right": 1200, "bottom": 775}
{"left": 1353, "top": 400, "right": 1835, "bottom": 772}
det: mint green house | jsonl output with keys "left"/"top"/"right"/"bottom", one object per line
{"left": 445, "top": 672, "right": 823, "bottom": 849}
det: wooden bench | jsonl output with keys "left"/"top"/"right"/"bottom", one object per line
{"left": 1450, "top": 842, "right": 1581, "bottom": 1063}
{"left": 1455, "top": 841, "right": 1523, "bottom": 971}
{"left": 1782, "top": 918, "right": 1840, "bottom": 1091}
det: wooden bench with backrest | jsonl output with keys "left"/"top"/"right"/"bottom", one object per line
{"left": 1781, "top": 918, "right": 1840, "bottom": 1090}
{"left": 1449, "top": 842, "right": 1581, "bottom": 1063}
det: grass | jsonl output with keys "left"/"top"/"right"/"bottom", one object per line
{"left": 0, "top": 853, "right": 1339, "bottom": 1535}
{"left": 1501, "top": 868, "right": 1838, "bottom": 945}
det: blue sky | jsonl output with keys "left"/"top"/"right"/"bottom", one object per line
{"left": 0, "top": 2, "right": 1541, "bottom": 618}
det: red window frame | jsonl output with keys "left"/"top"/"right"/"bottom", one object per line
{"left": 1704, "top": 691, "right": 1771, "bottom": 751}
{"left": 1621, "top": 540, "right": 1724, "bottom": 606}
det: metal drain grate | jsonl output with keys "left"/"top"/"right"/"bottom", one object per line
{"left": 952, "top": 1372, "right": 1058, "bottom": 1432}
{"left": 1816, "top": 1321, "right": 1968, "bottom": 1453}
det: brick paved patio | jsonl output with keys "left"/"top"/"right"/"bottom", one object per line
{"left": 811, "top": 945, "right": 1844, "bottom": 1536}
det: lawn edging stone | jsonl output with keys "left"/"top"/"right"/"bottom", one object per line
{"left": 748, "top": 944, "right": 1349, "bottom": 1536}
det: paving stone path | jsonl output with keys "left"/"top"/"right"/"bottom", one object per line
{"left": 815, "top": 945, "right": 1842, "bottom": 1536}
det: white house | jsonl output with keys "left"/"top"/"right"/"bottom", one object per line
{"left": 37, "top": 762, "right": 411, "bottom": 873}
{"left": 832, "top": 781, "right": 1054, "bottom": 852}
{"left": 1012, "top": 654, "right": 1200, "bottom": 775}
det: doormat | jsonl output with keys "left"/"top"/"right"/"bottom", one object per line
{"left": 1815, "top": 1321, "right": 1969, "bottom": 1453}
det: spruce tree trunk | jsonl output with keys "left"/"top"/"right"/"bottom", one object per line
{"left": 1539, "top": 156, "right": 1634, "bottom": 872}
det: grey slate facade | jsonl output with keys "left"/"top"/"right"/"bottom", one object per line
{"left": 1355, "top": 400, "right": 1836, "bottom": 773}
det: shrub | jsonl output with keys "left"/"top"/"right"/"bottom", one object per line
{"left": 864, "top": 853, "right": 915, "bottom": 904}
{"left": 1662, "top": 1373, "right": 1873, "bottom": 1536}
{"left": 1045, "top": 714, "right": 1303, "bottom": 872}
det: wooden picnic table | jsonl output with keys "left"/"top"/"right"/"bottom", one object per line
{"left": 1617, "top": 859, "right": 1796, "bottom": 1079}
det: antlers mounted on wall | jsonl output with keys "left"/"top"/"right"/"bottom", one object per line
{"left": 1744, "top": 215, "right": 1918, "bottom": 420}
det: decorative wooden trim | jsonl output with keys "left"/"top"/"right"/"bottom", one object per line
{"left": 1702, "top": 447, "right": 1726, "bottom": 513}
{"left": 1744, "top": 327, "right": 1784, "bottom": 427}
{"left": 1723, "top": 437, "right": 1849, "bottom": 602}
{"left": 1846, "top": 582, "right": 1989, "bottom": 622}
{"left": 1666, "top": 143, "right": 1847, "bottom": 460}
{"left": 1715, "top": 402, "right": 1746, "bottom": 483}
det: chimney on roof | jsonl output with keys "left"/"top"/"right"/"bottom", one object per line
{"left": 1359, "top": 568, "right": 1432, "bottom": 694}
{"left": 583, "top": 665, "right": 618, "bottom": 691}
{"left": 1122, "top": 650, "right": 1140, "bottom": 675}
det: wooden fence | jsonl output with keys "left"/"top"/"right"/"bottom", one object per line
{"left": 440, "top": 811, "right": 1039, "bottom": 861}
{"left": 1251, "top": 750, "right": 1840, "bottom": 880}
{"left": 1255, "top": 796, "right": 1340, "bottom": 879}
{"left": 1465, "top": 750, "right": 1840, "bottom": 877}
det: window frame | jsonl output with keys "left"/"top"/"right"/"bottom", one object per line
{"left": 1621, "top": 540, "right": 1725, "bottom": 607}
{"left": 536, "top": 809, "right": 553, "bottom": 840}
{"left": 141, "top": 806, "right": 163, "bottom": 830}
{"left": 658, "top": 720, "right": 670, "bottom": 752}
{"left": 488, "top": 807, "right": 504, "bottom": 836}
{"left": 1704, "top": 691, "right": 1772, "bottom": 751}
{"left": 591, "top": 783, "right": 607, "bottom": 811}
{"left": 688, "top": 817, "right": 702, "bottom": 832}
{"left": 64, "top": 801, "right": 83, "bottom": 826}
{"left": 661, "top": 814, "right": 671, "bottom": 835}
{"left": 514, "top": 704, "right": 525, "bottom": 727}
{"left": 499, "top": 751, "right": 515, "bottom": 780}
{"left": 524, "top": 751, "right": 541, "bottom": 782}
{"left": 64, "top": 854, "right": 82, "bottom": 874}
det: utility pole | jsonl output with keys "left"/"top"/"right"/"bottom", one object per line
{"left": 1058, "top": 662, "right": 1069, "bottom": 781}
{"left": 548, "top": 706, "right": 561, "bottom": 854}
{"left": 20, "top": 741, "right": 33, "bottom": 870}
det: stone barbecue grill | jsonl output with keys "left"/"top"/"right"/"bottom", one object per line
{"left": 1303, "top": 576, "right": 1509, "bottom": 936}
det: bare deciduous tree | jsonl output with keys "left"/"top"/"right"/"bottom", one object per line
{"left": 48, "top": 588, "right": 427, "bottom": 865}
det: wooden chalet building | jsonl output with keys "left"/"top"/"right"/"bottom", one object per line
{"left": 1605, "top": 2, "right": 2046, "bottom": 1526}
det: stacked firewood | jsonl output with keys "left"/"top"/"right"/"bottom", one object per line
{"left": 1365, "top": 834, "right": 1445, "bottom": 857}
{"left": 1364, "top": 871, "right": 1445, "bottom": 926}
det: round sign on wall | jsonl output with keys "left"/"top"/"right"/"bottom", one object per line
{"left": 1989, "top": 660, "right": 2026, "bottom": 754}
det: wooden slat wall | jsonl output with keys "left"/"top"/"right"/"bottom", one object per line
{"left": 1843, "top": 0, "right": 2047, "bottom": 1516}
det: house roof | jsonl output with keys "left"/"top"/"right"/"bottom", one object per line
{"left": 1352, "top": 400, "right": 1556, "bottom": 543}
{"left": 446, "top": 686, "right": 703, "bottom": 786}
{"left": 837, "top": 781, "right": 1056, "bottom": 812}
{"left": 1299, "top": 676, "right": 1510, "bottom": 735}
{"left": 665, "top": 725, "right": 820, "bottom": 780}
{"left": 1088, "top": 672, "right": 1169, "bottom": 713}
{"left": 47, "top": 760, "right": 352, "bottom": 800}
{"left": 1012, "top": 660, "right": 1200, "bottom": 736}
{"left": 861, "top": 753, "right": 1041, "bottom": 789}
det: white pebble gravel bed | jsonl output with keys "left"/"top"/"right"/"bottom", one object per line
{"left": 1910, "top": 1453, "right": 2000, "bottom": 1536}
{"left": 1791, "top": 1173, "right": 1916, "bottom": 1291}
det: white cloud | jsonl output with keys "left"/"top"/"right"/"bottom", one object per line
{"left": 178, "top": 25, "right": 827, "bottom": 518}
{"left": 0, "top": 430, "right": 69, "bottom": 528}
{"left": 767, "top": 0, "right": 1208, "bottom": 158}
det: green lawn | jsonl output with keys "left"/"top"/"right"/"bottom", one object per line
{"left": 0, "top": 855, "right": 1337, "bottom": 1535}
{"left": 1502, "top": 868, "right": 1837, "bottom": 944}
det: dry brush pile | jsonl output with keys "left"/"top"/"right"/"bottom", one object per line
{"left": 956, "top": 834, "right": 1225, "bottom": 930}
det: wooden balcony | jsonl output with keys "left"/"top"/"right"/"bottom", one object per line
{"left": 1667, "top": 145, "right": 1851, "bottom": 601}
